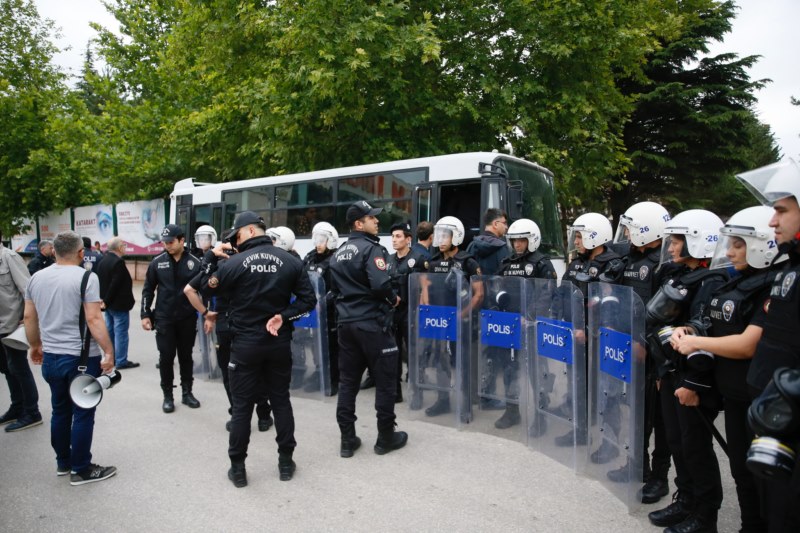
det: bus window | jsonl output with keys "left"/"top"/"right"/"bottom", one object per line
{"left": 275, "top": 181, "right": 333, "bottom": 207}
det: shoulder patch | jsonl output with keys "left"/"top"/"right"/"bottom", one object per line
{"left": 374, "top": 257, "right": 387, "bottom": 271}
{"left": 208, "top": 276, "right": 219, "bottom": 288}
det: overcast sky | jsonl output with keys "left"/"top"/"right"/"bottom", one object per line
{"left": 36, "top": 0, "right": 800, "bottom": 160}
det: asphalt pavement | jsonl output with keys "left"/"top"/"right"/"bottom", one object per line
{"left": 0, "top": 283, "right": 742, "bottom": 532}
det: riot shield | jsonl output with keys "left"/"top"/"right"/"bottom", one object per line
{"left": 407, "top": 272, "right": 472, "bottom": 428}
{"left": 289, "top": 272, "right": 332, "bottom": 399}
{"left": 586, "top": 282, "right": 646, "bottom": 511}
{"left": 192, "top": 314, "right": 218, "bottom": 379}
{"left": 527, "top": 279, "right": 586, "bottom": 471}
{"left": 469, "top": 275, "right": 529, "bottom": 443}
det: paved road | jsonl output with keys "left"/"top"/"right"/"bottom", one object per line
{"left": 0, "top": 284, "right": 741, "bottom": 532}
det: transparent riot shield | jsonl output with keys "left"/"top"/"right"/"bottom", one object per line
{"left": 469, "top": 275, "right": 529, "bottom": 443}
{"left": 586, "top": 282, "right": 646, "bottom": 511}
{"left": 289, "top": 272, "right": 332, "bottom": 399}
{"left": 193, "top": 314, "right": 218, "bottom": 379}
{"left": 407, "top": 272, "right": 472, "bottom": 427}
{"left": 527, "top": 279, "right": 586, "bottom": 471}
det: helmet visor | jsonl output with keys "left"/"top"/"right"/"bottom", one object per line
{"left": 312, "top": 233, "right": 328, "bottom": 247}
{"left": 709, "top": 235, "right": 747, "bottom": 271}
{"left": 194, "top": 234, "right": 214, "bottom": 250}
{"left": 433, "top": 226, "right": 454, "bottom": 248}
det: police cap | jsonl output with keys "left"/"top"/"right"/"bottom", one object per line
{"left": 346, "top": 201, "right": 382, "bottom": 225}
{"left": 160, "top": 224, "right": 185, "bottom": 243}
{"left": 231, "top": 211, "right": 267, "bottom": 232}
{"left": 390, "top": 221, "right": 412, "bottom": 237}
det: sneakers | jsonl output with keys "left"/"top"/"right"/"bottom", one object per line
{"left": 116, "top": 361, "right": 140, "bottom": 369}
{"left": 0, "top": 409, "right": 21, "bottom": 425}
{"left": 5, "top": 413, "right": 43, "bottom": 432}
{"left": 228, "top": 462, "right": 247, "bottom": 488}
{"left": 57, "top": 465, "right": 71, "bottom": 477}
{"left": 70, "top": 464, "right": 117, "bottom": 486}
{"left": 258, "top": 417, "right": 273, "bottom": 432}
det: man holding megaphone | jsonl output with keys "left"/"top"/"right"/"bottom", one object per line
{"left": 24, "top": 231, "right": 118, "bottom": 486}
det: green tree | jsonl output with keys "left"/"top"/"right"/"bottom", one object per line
{"left": 609, "top": 0, "right": 780, "bottom": 221}
{"left": 0, "top": 0, "right": 67, "bottom": 235}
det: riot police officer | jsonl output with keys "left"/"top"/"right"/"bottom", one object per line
{"left": 301, "top": 222, "right": 340, "bottom": 395}
{"left": 141, "top": 224, "right": 202, "bottom": 413}
{"left": 670, "top": 206, "right": 783, "bottom": 532}
{"left": 192, "top": 211, "right": 316, "bottom": 487}
{"left": 736, "top": 158, "right": 800, "bottom": 532}
{"left": 388, "top": 221, "right": 427, "bottom": 403}
{"left": 418, "top": 216, "right": 483, "bottom": 418}
{"left": 330, "top": 201, "right": 408, "bottom": 458}
{"left": 606, "top": 202, "right": 673, "bottom": 504}
{"left": 268, "top": 226, "right": 301, "bottom": 259}
{"left": 555, "top": 212, "right": 623, "bottom": 448}
{"left": 493, "top": 218, "right": 557, "bottom": 430}
{"left": 646, "top": 209, "right": 728, "bottom": 532}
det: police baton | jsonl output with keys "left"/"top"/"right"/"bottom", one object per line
{"left": 694, "top": 406, "right": 729, "bottom": 457}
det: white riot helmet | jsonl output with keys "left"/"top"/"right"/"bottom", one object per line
{"left": 506, "top": 218, "right": 541, "bottom": 253}
{"left": 433, "top": 216, "right": 465, "bottom": 247}
{"left": 614, "top": 202, "right": 671, "bottom": 247}
{"left": 194, "top": 225, "right": 217, "bottom": 251}
{"left": 267, "top": 226, "right": 295, "bottom": 251}
{"left": 736, "top": 158, "right": 800, "bottom": 206}
{"left": 312, "top": 221, "right": 339, "bottom": 250}
{"left": 710, "top": 206, "right": 785, "bottom": 270}
{"left": 567, "top": 212, "right": 612, "bottom": 252}
{"left": 661, "top": 209, "right": 723, "bottom": 265}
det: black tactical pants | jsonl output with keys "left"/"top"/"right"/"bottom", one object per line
{"left": 155, "top": 316, "right": 197, "bottom": 393}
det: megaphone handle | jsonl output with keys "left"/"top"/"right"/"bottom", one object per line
{"left": 78, "top": 365, "right": 87, "bottom": 373}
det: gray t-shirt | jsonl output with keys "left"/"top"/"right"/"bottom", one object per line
{"left": 25, "top": 264, "right": 102, "bottom": 357}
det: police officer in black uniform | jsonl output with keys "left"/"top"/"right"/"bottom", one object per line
{"left": 301, "top": 221, "right": 340, "bottom": 395}
{"left": 493, "top": 218, "right": 557, "bottom": 430}
{"left": 192, "top": 211, "right": 316, "bottom": 487}
{"left": 82, "top": 236, "right": 103, "bottom": 272}
{"left": 141, "top": 224, "right": 202, "bottom": 413}
{"left": 645, "top": 210, "right": 728, "bottom": 533}
{"left": 388, "top": 221, "right": 427, "bottom": 402}
{"left": 736, "top": 159, "right": 800, "bottom": 532}
{"left": 605, "top": 201, "right": 673, "bottom": 504}
{"left": 330, "top": 201, "right": 408, "bottom": 458}
{"left": 555, "top": 212, "right": 623, "bottom": 448}
{"left": 670, "top": 206, "right": 782, "bottom": 532}
{"left": 418, "top": 216, "right": 483, "bottom": 419}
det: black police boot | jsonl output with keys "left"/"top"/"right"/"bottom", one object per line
{"left": 648, "top": 490, "right": 694, "bottom": 528}
{"left": 228, "top": 461, "right": 247, "bottom": 488}
{"left": 607, "top": 459, "right": 631, "bottom": 483}
{"left": 162, "top": 392, "right": 175, "bottom": 414}
{"left": 494, "top": 404, "right": 521, "bottom": 429}
{"left": 374, "top": 426, "right": 408, "bottom": 455}
{"left": 181, "top": 386, "right": 201, "bottom": 408}
{"left": 664, "top": 513, "right": 717, "bottom": 533}
{"left": 590, "top": 440, "right": 620, "bottom": 464}
{"left": 360, "top": 372, "right": 375, "bottom": 390}
{"left": 278, "top": 451, "right": 296, "bottom": 481}
{"left": 425, "top": 394, "right": 451, "bottom": 417}
{"left": 258, "top": 416, "right": 273, "bottom": 432}
{"left": 640, "top": 476, "right": 669, "bottom": 504}
{"left": 340, "top": 427, "right": 362, "bottom": 458}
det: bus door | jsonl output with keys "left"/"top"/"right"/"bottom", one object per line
{"left": 434, "top": 180, "right": 482, "bottom": 247}
{"left": 412, "top": 183, "right": 437, "bottom": 231}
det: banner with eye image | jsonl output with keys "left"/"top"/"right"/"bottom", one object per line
{"left": 115, "top": 199, "right": 167, "bottom": 255}
{"left": 73, "top": 204, "right": 114, "bottom": 250}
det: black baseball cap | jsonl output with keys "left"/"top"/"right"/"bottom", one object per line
{"left": 390, "top": 221, "right": 412, "bottom": 236}
{"left": 160, "top": 224, "right": 185, "bottom": 243}
{"left": 231, "top": 211, "right": 266, "bottom": 231}
{"left": 346, "top": 201, "right": 382, "bottom": 225}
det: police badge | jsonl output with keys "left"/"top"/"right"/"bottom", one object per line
{"left": 408, "top": 258, "right": 416, "bottom": 268}
{"left": 187, "top": 260, "right": 195, "bottom": 270}
{"left": 781, "top": 272, "right": 796, "bottom": 298}
{"left": 524, "top": 263, "right": 534, "bottom": 276}
{"left": 588, "top": 266, "right": 598, "bottom": 278}
{"left": 722, "top": 300, "right": 735, "bottom": 322}
{"left": 639, "top": 265, "right": 649, "bottom": 279}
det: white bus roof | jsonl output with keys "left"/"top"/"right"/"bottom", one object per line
{"left": 171, "top": 152, "right": 552, "bottom": 204}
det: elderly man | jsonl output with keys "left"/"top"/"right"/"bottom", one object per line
{"left": 97, "top": 237, "right": 138, "bottom": 369}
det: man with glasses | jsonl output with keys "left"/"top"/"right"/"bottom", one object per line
{"left": 466, "top": 208, "right": 510, "bottom": 276}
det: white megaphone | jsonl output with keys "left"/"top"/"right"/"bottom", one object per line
{"left": 1, "top": 325, "right": 29, "bottom": 351}
{"left": 69, "top": 371, "right": 122, "bottom": 409}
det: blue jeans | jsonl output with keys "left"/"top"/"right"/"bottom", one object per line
{"left": 41, "top": 353, "right": 101, "bottom": 473}
{"left": 105, "top": 309, "right": 130, "bottom": 366}
{"left": 0, "top": 336, "right": 40, "bottom": 417}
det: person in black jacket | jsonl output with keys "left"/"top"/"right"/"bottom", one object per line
{"left": 466, "top": 208, "right": 510, "bottom": 275}
{"left": 190, "top": 211, "right": 316, "bottom": 487}
{"left": 646, "top": 210, "right": 728, "bottom": 533}
{"left": 81, "top": 237, "right": 102, "bottom": 272}
{"left": 141, "top": 224, "right": 202, "bottom": 413}
{"left": 330, "top": 201, "right": 409, "bottom": 458}
{"left": 96, "top": 237, "right": 138, "bottom": 369}
{"left": 27, "top": 240, "right": 54, "bottom": 275}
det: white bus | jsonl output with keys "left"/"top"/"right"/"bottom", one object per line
{"left": 169, "top": 152, "right": 565, "bottom": 272}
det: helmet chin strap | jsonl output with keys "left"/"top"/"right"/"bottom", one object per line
{"left": 774, "top": 231, "right": 800, "bottom": 263}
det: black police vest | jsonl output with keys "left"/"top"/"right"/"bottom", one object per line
{"left": 749, "top": 257, "right": 800, "bottom": 393}
{"left": 499, "top": 250, "right": 556, "bottom": 279}
{"left": 705, "top": 269, "right": 776, "bottom": 401}
{"left": 621, "top": 249, "right": 660, "bottom": 304}
{"left": 426, "top": 250, "right": 478, "bottom": 306}
{"left": 565, "top": 247, "right": 621, "bottom": 297}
